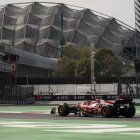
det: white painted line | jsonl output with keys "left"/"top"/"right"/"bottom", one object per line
{"left": 119, "top": 133, "right": 140, "bottom": 135}
{"left": 1, "top": 121, "right": 140, "bottom": 134}
{"left": 44, "top": 128, "right": 140, "bottom": 133}
{"left": 0, "top": 111, "right": 21, "bottom": 113}
{"left": 0, "top": 111, "right": 49, "bottom": 114}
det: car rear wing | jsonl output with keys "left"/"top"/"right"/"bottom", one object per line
{"left": 114, "top": 95, "right": 133, "bottom": 104}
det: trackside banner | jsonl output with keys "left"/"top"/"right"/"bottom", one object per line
{"left": 34, "top": 95, "right": 117, "bottom": 101}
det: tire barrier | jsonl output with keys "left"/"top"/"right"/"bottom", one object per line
{"left": 0, "top": 97, "right": 35, "bottom": 105}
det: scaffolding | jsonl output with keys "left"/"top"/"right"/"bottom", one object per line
{"left": 90, "top": 43, "right": 96, "bottom": 94}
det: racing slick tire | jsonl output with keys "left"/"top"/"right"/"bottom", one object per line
{"left": 58, "top": 103, "right": 69, "bottom": 116}
{"left": 101, "top": 105, "right": 114, "bottom": 118}
{"left": 120, "top": 106, "right": 136, "bottom": 118}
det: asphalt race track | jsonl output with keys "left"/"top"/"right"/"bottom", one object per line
{"left": 0, "top": 112, "right": 140, "bottom": 121}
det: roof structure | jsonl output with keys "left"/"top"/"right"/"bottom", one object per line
{"left": 0, "top": 1, "right": 136, "bottom": 59}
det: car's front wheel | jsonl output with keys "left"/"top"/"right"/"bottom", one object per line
{"left": 58, "top": 103, "right": 69, "bottom": 116}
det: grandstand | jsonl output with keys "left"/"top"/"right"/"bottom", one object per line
{"left": 0, "top": 2, "right": 137, "bottom": 75}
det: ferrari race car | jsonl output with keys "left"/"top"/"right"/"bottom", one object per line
{"left": 51, "top": 96, "right": 136, "bottom": 118}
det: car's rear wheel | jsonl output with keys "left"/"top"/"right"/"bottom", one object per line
{"left": 120, "top": 106, "right": 135, "bottom": 118}
{"left": 101, "top": 105, "right": 114, "bottom": 118}
{"left": 58, "top": 103, "right": 69, "bottom": 116}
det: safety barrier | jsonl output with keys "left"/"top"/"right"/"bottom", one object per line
{"left": 34, "top": 95, "right": 118, "bottom": 101}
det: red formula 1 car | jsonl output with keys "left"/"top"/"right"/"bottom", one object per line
{"left": 51, "top": 96, "right": 136, "bottom": 118}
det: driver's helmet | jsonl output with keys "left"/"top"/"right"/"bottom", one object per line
{"left": 95, "top": 96, "right": 101, "bottom": 103}
{"left": 95, "top": 96, "right": 100, "bottom": 100}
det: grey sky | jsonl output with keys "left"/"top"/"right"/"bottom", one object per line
{"left": 1, "top": 0, "right": 135, "bottom": 28}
